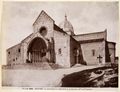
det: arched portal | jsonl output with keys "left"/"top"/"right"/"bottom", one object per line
{"left": 27, "top": 37, "right": 47, "bottom": 63}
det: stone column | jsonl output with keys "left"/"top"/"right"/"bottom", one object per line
{"left": 33, "top": 51, "right": 35, "bottom": 63}
{"left": 76, "top": 49, "right": 79, "bottom": 64}
{"left": 28, "top": 52, "right": 31, "bottom": 61}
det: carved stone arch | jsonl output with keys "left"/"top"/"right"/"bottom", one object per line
{"left": 26, "top": 37, "right": 48, "bottom": 63}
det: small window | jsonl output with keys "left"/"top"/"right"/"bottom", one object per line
{"left": 18, "top": 48, "right": 20, "bottom": 53}
{"left": 92, "top": 49, "right": 95, "bottom": 56}
{"left": 58, "top": 48, "right": 61, "bottom": 54}
{"left": 13, "top": 59, "right": 15, "bottom": 61}
{"left": 8, "top": 51, "right": 10, "bottom": 54}
{"left": 16, "top": 58, "right": 17, "bottom": 60}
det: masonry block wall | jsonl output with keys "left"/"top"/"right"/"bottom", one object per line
{"left": 70, "top": 37, "right": 83, "bottom": 66}
{"left": 33, "top": 11, "right": 54, "bottom": 39}
{"left": 7, "top": 44, "right": 22, "bottom": 65}
{"left": 73, "top": 31, "right": 107, "bottom": 41}
{"left": 73, "top": 31, "right": 107, "bottom": 65}
{"left": 54, "top": 30, "right": 70, "bottom": 67}
{"left": 80, "top": 41, "right": 106, "bottom": 65}
{"left": 6, "top": 11, "right": 116, "bottom": 67}
{"left": 107, "top": 42, "right": 116, "bottom": 63}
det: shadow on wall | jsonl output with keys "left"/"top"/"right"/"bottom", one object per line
{"left": 106, "top": 41, "right": 111, "bottom": 63}
{"left": 50, "top": 37, "right": 56, "bottom": 63}
{"left": 70, "top": 37, "right": 86, "bottom": 66}
{"left": 79, "top": 45, "right": 86, "bottom": 65}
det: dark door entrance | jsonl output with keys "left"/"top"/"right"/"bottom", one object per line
{"left": 27, "top": 37, "right": 47, "bottom": 63}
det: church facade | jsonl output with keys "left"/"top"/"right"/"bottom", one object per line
{"left": 7, "top": 10, "right": 116, "bottom": 67}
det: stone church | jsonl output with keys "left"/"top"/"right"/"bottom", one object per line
{"left": 7, "top": 10, "right": 116, "bottom": 67}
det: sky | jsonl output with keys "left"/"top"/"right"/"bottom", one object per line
{"left": 2, "top": 1, "right": 119, "bottom": 57}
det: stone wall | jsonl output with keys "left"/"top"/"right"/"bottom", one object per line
{"left": 6, "top": 10, "right": 116, "bottom": 67}
{"left": 53, "top": 30, "right": 70, "bottom": 67}
{"left": 73, "top": 31, "right": 107, "bottom": 41}
{"left": 70, "top": 37, "right": 83, "bottom": 66}
{"left": 21, "top": 32, "right": 50, "bottom": 64}
{"left": 107, "top": 42, "right": 116, "bottom": 63}
{"left": 73, "top": 30, "right": 106, "bottom": 65}
{"left": 80, "top": 41, "right": 106, "bottom": 65}
{"left": 33, "top": 11, "right": 54, "bottom": 39}
{"left": 7, "top": 43, "right": 22, "bottom": 65}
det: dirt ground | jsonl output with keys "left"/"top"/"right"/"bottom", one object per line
{"left": 62, "top": 65, "right": 118, "bottom": 87}
{"left": 2, "top": 65, "right": 103, "bottom": 87}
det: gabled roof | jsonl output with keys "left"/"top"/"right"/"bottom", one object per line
{"left": 33, "top": 10, "right": 55, "bottom": 26}
{"left": 54, "top": 24, "right": 67, "bottom": 34}
{"left": 107, "top": 41, "right": 116, "bottom": 44}
{"left": 21, "top": 33, "right": 33, "bottom": 43}
{"left": 33, "top": 10, "right": 68, "bottom": 35}
{"left": 7, "top": 43, "right": 21, "bottom": 51}
{"left": 73, "top": 30, "right": 107, "bottom": 42}
{"left": 79, "top": 38, "right": 104, "bottom": 44}
{"left": 75, "top": 30, "right": 106, "bottom": 37}
{"left": 7, "top": 33, "right": 33, "bottom": 51}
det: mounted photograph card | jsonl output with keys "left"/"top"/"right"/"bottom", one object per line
{"left": 0, "top": 0, "right": 119, "bottom": 92}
